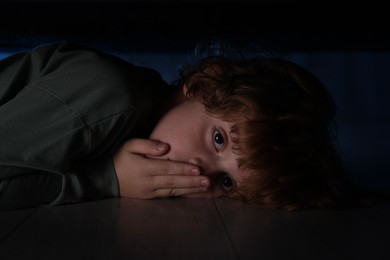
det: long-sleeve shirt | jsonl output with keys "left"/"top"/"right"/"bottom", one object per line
{"left": 0, "top": 41, "right": 169, "bottom": 210}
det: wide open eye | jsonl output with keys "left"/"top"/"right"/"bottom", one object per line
{"left": 213, "top": 129, "right": 225, "bottom": 151}
{"left": 222, "top": 175, "right": 234, "bottom": 193}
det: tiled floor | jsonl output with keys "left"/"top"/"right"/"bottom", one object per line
{"left": 1, "top": 198, "right": 389, "bottom": 260}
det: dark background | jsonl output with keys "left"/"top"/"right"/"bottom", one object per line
{"left": 1, "top": 1, "right": 389, "bottom": 192}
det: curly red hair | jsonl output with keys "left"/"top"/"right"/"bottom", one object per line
{"left": 182, "top": 56, "right": 350, "bottom": 210}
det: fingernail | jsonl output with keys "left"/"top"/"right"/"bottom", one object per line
{"left": 156, "top": 142, "right": 168, "bottom": 151}
{"left": 191, "top": 168, "right": 200, "bottom": 175}
{"left": 200, "top": 179, "right": 209, "bottom": 187}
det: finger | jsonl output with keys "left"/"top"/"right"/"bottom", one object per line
{"left": 151, "top": 175, "right": 210, "bottom": 190}
{"left": 148, "top": 159, "right": 201, "bottom": 176}
{"left": 154, "top": 187, "right": 209, "bottom": 198}
{"left": 123, "top": 138, "right": 170, "bottom": 156}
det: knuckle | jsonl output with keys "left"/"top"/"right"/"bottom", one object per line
{"left": 145, "top": 139, "right": 156, "bottom": 154}
{"left": 122, "top": 138, "right": 140, "bottom": 153}
{"left": 161, "top": 162, "right": 173, "bottom": 175}
{"left": 167, "top": 189, "right": 176, "bottom": 197}
{"left": 165, "top": 177, "right": 176, "bottom": 188}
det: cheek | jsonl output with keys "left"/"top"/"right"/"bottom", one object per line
{"left": 162, "top": 127, "right": 196, "bottom": 158}
{"left": 150, "top": 115, "right": 194, "bottom": 155}
{"left": 149, "top": 101, "right": 208, "bottom": 161}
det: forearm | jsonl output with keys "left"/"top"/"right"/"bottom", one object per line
{"left": 0, "top": 171, "right": 62, "bottom": 211}
{"left": 50, "top": 156, "right": 120, "bottom": 206}
{"left": 0, "top": 157, "right": 119, "bottom": 211}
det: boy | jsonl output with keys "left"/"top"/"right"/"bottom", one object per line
{"left": 0, "top": 41, "right": 347, "bottom": 211}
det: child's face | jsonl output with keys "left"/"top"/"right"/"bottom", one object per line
{"left": 149, "top": 100, "right": 246, "bottom": 197}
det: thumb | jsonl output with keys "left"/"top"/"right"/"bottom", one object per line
{"left": 123, "top": 138, "right": 170, "bottom": 156}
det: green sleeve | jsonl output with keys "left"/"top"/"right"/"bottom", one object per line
{"left": 0, "top": 41, "right": 167, "bottom": 210}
